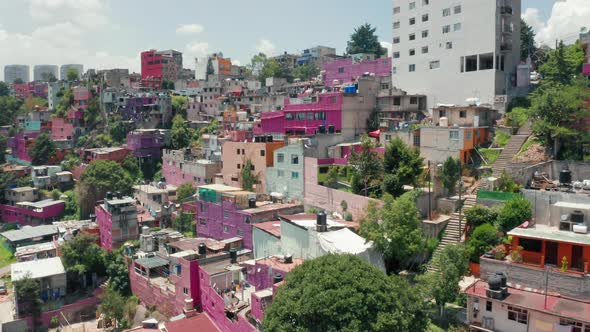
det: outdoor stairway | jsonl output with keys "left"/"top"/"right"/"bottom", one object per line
{"left": 426, "top": 195, "right": 476, "bottom": 273}
{"left": 491, "top": 123, "right": 532, "bottom": 176}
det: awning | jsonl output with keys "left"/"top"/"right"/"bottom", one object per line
{"left": 369, "top": 129, "right": 381, "bottom": 138}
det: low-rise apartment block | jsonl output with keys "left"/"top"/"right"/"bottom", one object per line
{"left": 95, "top": 194, "right": 139, "bottom": 250}
{"left": 162, "top": 149, "right": 222, "bottom": 187}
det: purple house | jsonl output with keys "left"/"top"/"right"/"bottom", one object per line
{"left": 121, "top": 94, "right": 172, "bottom": 127}
{"left": 254, "top": 93, "right": 343, "bottom": 136}
{"left": 7, "top": 132, "right": 40, "bottom": 164}
{"left": 195, "top": 184, "right": 303, "bottom": 249}
{"left": 322, "top": 57, "right": 392, "bottom": 87}
{"left": 126, "top": 129, "right": 166, "bottom": 160}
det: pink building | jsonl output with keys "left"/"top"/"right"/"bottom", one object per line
{"left": 323, "top": 57, "right": 392, "bottom": 87}
{"left": 50, "top": 117, "right": 75, "bottom": 140}
{"left": 80, "top": 147, "right": 129, "bottom": 163}
{"left": 73, "top": 87, "right": 92, "bottom": 110}
{"left": 162, "top": 149, "right": 221, "bottom": 187}
{"left": 7, "top": 132, "right": 39, "bottom": 164}
{"left": 95, "top": 195, "right": 139, "bottom": 250}
{"left": 195, "top": 184, "right": 303, "bottom": 249}
{"left": 0, "top": 199, "right": 65, "bottom": 226}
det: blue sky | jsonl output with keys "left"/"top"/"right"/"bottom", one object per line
{"left": 0, "top": 0, "right": 587, "bottom": 78}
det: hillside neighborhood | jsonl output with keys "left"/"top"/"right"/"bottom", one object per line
{"left": 0, "top": 0, "right": 590, "bottom": 331}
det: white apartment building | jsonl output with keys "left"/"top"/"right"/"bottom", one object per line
{"left": 391, "top": 0, "right": 521, "bottom": 112}
{"left": 33, "top": 65, "right": 59, "bottom": 82}
{"left": 4, "top": 65, "right": 30, "bottom": 83}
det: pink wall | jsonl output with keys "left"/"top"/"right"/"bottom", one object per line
{"left": 250, "top": 292, "right": 266, "bottom": 322}
{"left": 51, "top": 118, "right": 74, "bottom": 140}
{"left": 323, "top": 57, "right": 392, "bottom": 86}
{"left": 583, "top": 63, "right": 590, "bottom": 76}
{"left": 95, "top": 204, "right": 113, "bottom": 250}
{"left": 0, "top": 202, "right": 65, "bottom": 226}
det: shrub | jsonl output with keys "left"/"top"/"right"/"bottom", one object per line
{"left": 509, "top": 246, "right": 523, "bottom": 263}
{"left": 50, "top": 316, "right": 59, "bottom": 328}
{"left": 344, "top": 212, "right": 353, "bottom": 221}
{"left": 497, "top": 197, "right": 532, "bottom": 232}
{"left": 467, "top": 224, "right": 501, "bottom": 263}
{"left": 496, "top": 172, "right": 522, "bottom": 193}
{"left": 340, "top": 200, "right": 348, "bottom": 212}
{"left": 465, "top": 205, "right": 498, "bottom": 228}
{"left": 493, "top": 244, "right": 506, "bottom": 260}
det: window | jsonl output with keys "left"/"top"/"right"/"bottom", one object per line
{"left": 277, "top": 153, "right": 284, "bottom": 163}
{"left": 224, "top": 210, "right": 229, "bottom": 218}
{"left": 291, "top": 154, "right": 299, "bottom": 164}
{"left": 393, "top": 52, "right": 400, "bottom": 59}
{"left": 291, "top": 172, "right": 299, "bottom": 179}
{"left": 277, "top": 170, "right": 285, "bottom": 177}
{"left": 443, "top": 25, "right": 451, "bottom": 33}
{"left": 446, "top": 41, "right": 453, "bottom": 49}
{"left": 236, "top": 148, "right": 240, "bottom": 155}
{"left": 409, "top": 17, "right": 416, "bottom": 25}
{"left": 251, "top": 164, "right": 255, "bottom": 171}
{"left": 393, "top": 21, "right": 400, "bottom": 29}
{"left": 486, "top": 301, "right": 492, "bottom": 312}
{"left": 449, "top": 130, "right": 459, "bottom": 140}
{"left": 443, "top": 8, "right": 451, "bottom": 16}
{"left": 393, "top": 97, "right": 401, "bottom": 106}
{"left": 422, "top": 0, "right": 429, "bottom": 5}
{"left": 409, "top": 49, "right": 415, "bottom": 56}
{"left": 466, "top": 131, "right": 472, "bottom": 139}
{"left": 260, "top": 150, "right": 265, "bottom": 157}
{"left": 465, "top": 55, "right": 477, "bottom": 72}
{"left": 409, "top": 64, "right": 416, "bottom": 72}
{"left": 459, "top": 111, "right": 467, "bottom": 118}
{"left": 454, "top": 5, "right": 462, "bottom": 14}
{"left": 393, "top": 37, "right": 400, "bottom": 44}
{"left": 237, "top": 229, "right": 244, "bottom": 236}
{"left": 454, "top": 23, "right": 462, "bottom": 31}
{"left": 307, "top": 112, "right": 314, "bottom": 120}
{"left": 296, "top": 112, "right": 306, "bottom": 120}
{"left": 479, "top": 53, "right": 494, "bottom": 70}
{"left": 315, "top": 112, "right": 326, "bottom": 120}
{"left": 422, "top": 46, "right": 429, "bottom": 54}
{"left": 507, "top": 306, "right": 528, "bottom": 324}
{"left": 393, "top": 6, "right": 400, "bottom": 14}
{"left": 183, "top": 287, "right": 189, "bottom": 295}
{"left": 409, "top": 1, "right": 415, "bottom": 9}
{"left": 285, "top": 113, "right": 294, "bottom": 120}
{"left": 237, "top": 164, "right": 241, "bottom": 169}
{"left": 429, "top": 60, "right": 440, "bottom": 69}
{"left": 422, "top": 14, "right": 429, "bottom": 22}
{"left": 519, "top": 238, "right": 542, "bottom": 252}
{"left": 338, "top": 67, "right": 345, "bottom": 73}
{"left": 223, "top": 225, "right": 230, "bottom": 233}
{"left": 200, "top": 202, "right": 206, "bottom": 212}
{"left": 392, "top": 66, "right": 397, "bottom": 74}
{"left": 559, "top": 319, "right": 585, "bottom": 332}
{"left": 422, "top": 30, "right": 429, "bottom": 38}
{"left": 409, "top": 33, "right": 416, "bottom": 41}
{"left": 410, "top": 97, "right": 418, "bottom": 104}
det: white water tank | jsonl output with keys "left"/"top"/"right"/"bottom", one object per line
{"left": 439, "top": 117, "right": 449, "bottom": 127}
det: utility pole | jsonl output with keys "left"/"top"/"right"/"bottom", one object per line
{"left": 458, "top": 160, "right": 462, "bottom": 242}
{"left": 428, "top": 160, "right": 432, "bottom": 220}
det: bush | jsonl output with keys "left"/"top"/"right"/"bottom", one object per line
{"left": 344, "top": 212, "right": 353, "bottom": 221}
{"left": 467, "top": 224, "right": 501, "bottom": 263}
{"left": 50, "top": 316, "right": 59, "bottom": 328}
{"left": 497, "top": 197, "right": 532, "bottom": 232}
{"left": 496, "top": 172, "right": 522, "bottom": 193}
{"left": 465, "top": 205, "right": 498, "bottom": 228}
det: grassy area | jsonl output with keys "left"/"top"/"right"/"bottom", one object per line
{"left": 317, "top": 166, "right": 352, "bottom": 185}
{"left": 0, "top": 239, "right": 15, "bottom": 269}
{"left": 478, "top": 148, "right": 501, "bottom": 165}
{"left": 494, "top": 131, "right": 511, "bottom": 148}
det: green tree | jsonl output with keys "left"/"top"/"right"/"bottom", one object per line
{"left": 0, "top": 96, "right": 24, "bottom": 126}
{"left": 21, "top": 96, "right": 48, "bottom": 111}
{"left": 0, "top": 82, "right": 9, "bottom": 96}
{"left": 466, "top": 224, "right": 501, "bottom": 263}
{"left": 240, "top": 159, "right": 258, "bottom": 191}
{"left": 176, "top": 182, "right": 196, "bottom": 202}
{"left": 56, "top": 88, "right": 74, "bottom": 116}
{"left": 14, "top": 276, "right": 42, "bottom": 326}
{"left": 61, "top": 190, "right": 80, "bottom": 220}
{"left": 440, "top": 157, "right": 461, "bottom": 195}
{"left": 77, "top": 160, "right": 134, "bottom": 218}
{"left": 497, "top": 197, "right": 532, "bottom": 232}
{"left": 94, "top": 133, "right": 113, "bottom": 148}
{"left": 60, "top": 233, "right": 106, "bottom": 275}
{"left": 66, "top": 68, "right": 79, "bottom": 82}
{"left": 172, "top": 95, "right": 188, "bottom": 118}
{"left": 29, "top": 132, "right": 57, "bottom": 165}
{"left": 171, "top": 114, "right": 191, "bottom": 149}
{"left": 99, "top": 288, "right": 126, "bottom": 328}
{"left": 496, "top": 171, "right": 522, "bottom": 193}
{"left": 366, "top": 107, "right": 381, "bottom": 132}
{"left": 383, "top": 137, "right": 423, "bottom": 194}
{"left": 293, "top": 63, "right": 320, "bottom": 81}
{"left": 0, "top": 134, "right": 6, "bottom": 164}
{"left": 173, "top": 212, "right": 195, "bottom": 235}
{"left": 520, "top": 18, "right": 536, "bottom": 61}
{"left": 249, "top": 53, "right": 268, "bottom": 76}
{"left": 109, "top": 120, "right": 128, "bottom": 144}
{"left": 324, "top": 166, "right": 340, "bottom": 189}
{"left": 346, "top": 23, "right": 386, "bottom": 58}
{"left": 421, "top": 244, "right": 470, "bottom": 318}
{"left": 349, "top": 135, "right": 383, "bottom": 196}
{"left": 121, "top": 155, "right": 143, "bottom": 182}
{"left": 263, "top": 254, "right": 428, "bottom": 332}
{"left": 539, "top": 41, "right": 584, "bottom": 86}
{"left": 360, "top": 192, "right": 426, "bottom": 273}
{"left": 106, "top": 250, "right": 131, "bottom": 296}
{"left": 84, "top": 97, "right": 101, "bottom": 129}
{"left": 465, "top": 205, "right": 498, "bottom": 229}
{"left": 259, "top": 59, "right": 290, "bottom": 85}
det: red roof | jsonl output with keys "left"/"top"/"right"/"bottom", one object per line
{"left": 466, "top": 280, "right": 590, "bottom": 323}
{"left": 164, "top": 314, "right": 220, "bottom": 332}
{"left": 253, "top": 220, "right": 281, "bottom": 238}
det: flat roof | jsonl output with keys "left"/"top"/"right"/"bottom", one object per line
{"left": 198, "top": 184, "right": 243, "bottom": 192}
{"left": 12, "top": 257, "right": 65, "bottom": 281}
{"left": 242, "top": 203, "right": 301, "bottom": 214}
{"left": 133, "top": 184, "right": 177, "bottom": 194}
{"left": 466, "top": 280, "right": 590, "bottom": 323}
{"left": 107, "top": 197, "right": 135, "bottom": 205}
{"left": 553, "top": 201, "right": 590, "bottom": 210}
{"left": 135, "top": 256, "right": 169, "bottom": 269}
{"left": 164, "top": 313, "right": 220, "bottom": 332}
{"left": 253, "top": 221, "right": 281, "bottom": 238}
{"left": 508, "top": 224, "right": 590, "bottom": 246}
{"left": 200, "top": 250, "right": 251, "bottom": 275}
{"left": 8, "top": 186, "right": 35, "bottom": 192}
{"left": 168, "top": 238, "right": 226, "bottom": 252}
{"left": 15, "top": 241, "right": 57, "bottom": 257}
{"left": 17, "top": 199, "right": 64, "bottom": 208}
{"left": 1, "top": 225, "right": 59, "bottom": 243}
{"left": 280, "top": 214, "right": 346, "bottom": 230}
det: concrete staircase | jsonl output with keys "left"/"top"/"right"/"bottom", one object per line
{"left": 426, "top": 195, "right": 477, "bottom": 273}
{"left": 491, "top": 123, "right": 532, "bottom": 176}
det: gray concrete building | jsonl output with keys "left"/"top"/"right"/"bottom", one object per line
{"left": 4, "top": 65, "right": 30, "bottom": 83}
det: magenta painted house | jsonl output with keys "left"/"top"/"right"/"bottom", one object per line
{"left": 7, "top": 132, "right": 39, "bottom": 164}
{"left": 95, "top": 195, "right": 139, "bottom": 250}
{"left": 126, "top": 129, "right": 166, "bottom": 159}
{"left": 162, "top": 149, "right": 221, "bottom": 187}
{"left": 73, "top": 87, "right": 92, "bottom": 110}
{"left": 0, "top": 199, "right": 65, "bottom": 226}
{"left": 584, "top": 63, "right": 590, "bottom": 77}
{"left": 323, "top": 57, "right": 392, "bottom": 86}
{"left": 254, "top": 93, "right": 343, "bottom": 136}
{"left": 50, "top": 117, "right": 75, "bottom": 140}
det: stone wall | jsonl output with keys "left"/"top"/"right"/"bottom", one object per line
{"left": 480, "top": 257, "right": 590, "bottom": 300}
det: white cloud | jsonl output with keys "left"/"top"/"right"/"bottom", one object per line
{"left": 523, "top": 0, "right": 590, "bottom": 46}
{"left": 256, "top": 39, "right": 277, "bottom": 56}
{"left": 184, "top": 42, "right": 210, "bottom": 59}
{"left": 29, "top": 0, "right": 109, "bottom": 29}
{"left": 232, "top": 60, "right": 242, "bottom": 67}
{"left": 176, "top": 24, "right": 204, "bottom": 35}
{"left": 380, "top": 41, "right": 392, "bottom": 57}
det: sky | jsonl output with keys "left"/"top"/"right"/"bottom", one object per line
{"left": 0, "top": 0, "right": 588, "bottom": 80}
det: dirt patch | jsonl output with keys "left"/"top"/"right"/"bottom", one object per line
{"left": 513, "top": 144, "right": 548, "bottom": 163}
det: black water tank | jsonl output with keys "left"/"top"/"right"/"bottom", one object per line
{"left": 106, "top": 192, "right": 113, "bottom": 200}
{"left": 560, "top": 169, "right": 572, "bottom": 185}
{"left": 318, "top": 125, "right": 326, "bottom": 134}
{"left": 284, "top": 254, "right": 293, "bottom": 264}
{"left": 571, "top": 210, "right": 585, "bottom": 224}
{"left": 273, "top": 274, "right": 283, "bottom": 284}
{"left": 198, "top": 243, "right": 206, "bottom": 256}
{"left": 254, "top": 136, "right": 261, "bottom": 143}
{"left": 229, "top": 248, "right": 238, "bottom": 264}
{"left": 267, "top": 135, "right": 273, "bottom": 143}
{"left": 317, "top": 212, "right": 327, "bottom": 226}
{"left": 328, "top": 125, "right": 335, "bottom": 134}
{"left": 495, "top": 272, "right": 507, "bottom": 288}
{"left": 260, "top": 136, "right": 267, "bottom": 143}
{"left": 248, "top": 198, "right": 256, "bottom": 208}
{"left": 488, "top": 274, "right": 502, "bottom": 290}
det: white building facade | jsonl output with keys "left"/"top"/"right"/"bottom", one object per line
{"left": 4, "top": 65, "right": 30, "bottom": 83}
{"left": 391, "top": 0, "right": 521, "bottom": 112}
{"left": 33, "top": 65, "right": 59, "bottom": 82}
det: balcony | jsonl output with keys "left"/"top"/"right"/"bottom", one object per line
{"left": 500, "top": 6, "right": 513, "bottom": 15}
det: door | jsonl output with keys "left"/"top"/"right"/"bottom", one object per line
{"left": 545, "top": 242, "right": 558, "bottom": 266}
{"left": 571, "top": 245, "right": 584, "bottom": 271}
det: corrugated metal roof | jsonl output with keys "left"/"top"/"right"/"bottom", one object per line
{"left": 135, "top": 255, "right": 169, "bottom": 269}
{"left": 12, "top": 257, "right": 65, "bottom": 281}
{"left": 1, "top": 225, "right": 59, "bottom": 243}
